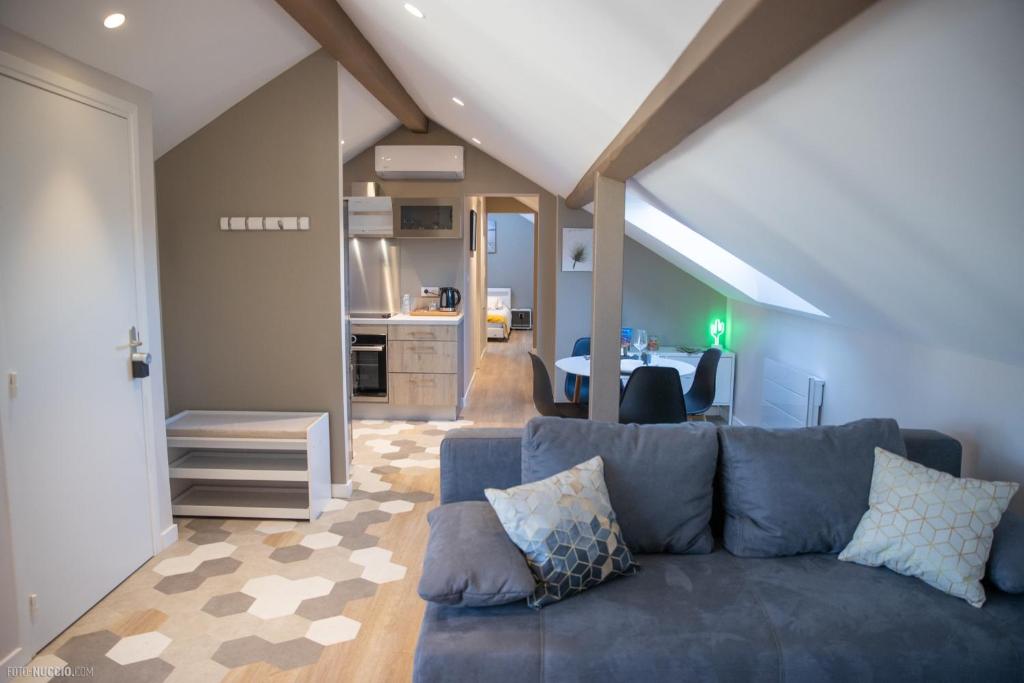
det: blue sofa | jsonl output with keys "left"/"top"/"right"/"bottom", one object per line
{"left": 414, "top": 423, "right": 1024, "bottom": 682}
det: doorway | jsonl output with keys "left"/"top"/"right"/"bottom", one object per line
{"left": 482, "top": 197, "right": 538, "bottom": 350}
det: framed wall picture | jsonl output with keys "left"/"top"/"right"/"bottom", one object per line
{"left": 469, "top": 209, "right": 478, "bottom": 252}
{"left": 487, "top": 219, "right": 497, "bottom": 254}
{"left": 562, "top": 228, "right": 593, "bottom": 271}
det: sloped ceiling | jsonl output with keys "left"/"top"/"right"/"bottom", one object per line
{"left": 635, "top": 0, "right": 1024, "bottom": 365}
{"left": 337, "top": 0, "right": 721, "bottom": 196}
{"left": 4, "top": 0, "right": 1018, "bottom": 364}
{"left": 0, "top": 0, "right": 397, "bottom": 158}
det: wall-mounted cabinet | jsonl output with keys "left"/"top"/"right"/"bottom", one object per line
{"left": 392, "top": 198, "right": 462, "bottom": 239}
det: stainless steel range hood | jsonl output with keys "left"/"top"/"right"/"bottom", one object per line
{"left": 345, "top": 182, "right": 398, "bottom": 316}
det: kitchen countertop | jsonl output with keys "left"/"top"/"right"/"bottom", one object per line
{"left": 349, "top": 312, "right": 464, "bottom": 326}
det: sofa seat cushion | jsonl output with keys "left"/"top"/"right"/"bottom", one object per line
{"left": 415, "top": 552, "right": 1024, "bottom": 682}
{"left": 522, "top": 417, "right": 718, "bottom": 554}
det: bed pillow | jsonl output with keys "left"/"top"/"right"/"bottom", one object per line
{"left": 418, "top": 501, "right": 536, "bottom": 607}
{"left": 522, "top": 417, "right": 717, "bottom": 554}
{"left": 719, "top": 418, "right": 906, "bottom": 557}
{"left": 486, "top": 456, "right": 637, "bottom": 608}
{"left": 840, "top": 447, "right": 1018, "bottom": 607}
{"left": 486, "top": 296, "right": 500, "bottom": 308}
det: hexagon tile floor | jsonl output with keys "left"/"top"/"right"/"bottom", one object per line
{"left": 14, "top": 419, "right": 473, "bottom": 683}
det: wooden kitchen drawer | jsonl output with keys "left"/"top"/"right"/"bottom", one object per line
{"left": 388, "top": 340, "right": 457, "bottom": 374}
{"left": 389, "top": 373, "right": 458, "bottom": 407}
{"left": 388, "top": 324, "right": 457, "bottom": 342}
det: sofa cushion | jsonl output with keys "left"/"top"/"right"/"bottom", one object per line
{"left": 839, "top": 448, "right": 1018, "bottom": 607}
{"left": 989, "top": 512, "right": 1024, "bottom": 593}
{"left": 719, "top": 418, "right": 906, "bottom": 557}
{"left": 415, "top": 552, "right": 1024, "bottom": 683}
{"left": 418, "top": 502, "right": 536, "bottom": 607}
{"left": 486, "top": 456, "right": 637, "bottom": 608}
{"left": 521, "top": 417, "right": 718, "bottom": 554}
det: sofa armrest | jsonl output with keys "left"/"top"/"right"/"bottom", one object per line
{"left": 440, "top": 428, "right": 524, "bottom": 504}
{"left": 901, "top": 429, "right": 961, "bottom": 477}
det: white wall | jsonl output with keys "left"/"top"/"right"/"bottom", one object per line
{"left": 728, "top": 298, "right": 1024, "bottom": 513}
{"left": 487, "top": 213, "right": 535, "bottom": 309}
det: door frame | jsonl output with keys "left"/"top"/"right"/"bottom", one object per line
{"left": 0, "top": 48, "right": 166, "bottom": 658}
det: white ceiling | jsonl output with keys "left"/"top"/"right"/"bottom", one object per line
{"left": 635, "top": 0, "right": 1024, "bottom": 364}
{"left": 5, "top": 0, "right": 1017, "bottom": 364}
{"left": 0, "top": 0, "right": 398, "bottom": 158}
{"left": 337, "top": 0, "right": 721, "bottom": 197}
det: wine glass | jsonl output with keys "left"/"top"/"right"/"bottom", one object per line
{"left": 633, "top": 329, "right": 648, "bottom": 360}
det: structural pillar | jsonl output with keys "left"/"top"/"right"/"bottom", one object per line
{"left": 589, "top": 173, "right": 625, "bottom": 422}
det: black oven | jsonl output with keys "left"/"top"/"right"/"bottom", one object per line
{"left": 351, "top": 333, "right": 387, "bottom": 398}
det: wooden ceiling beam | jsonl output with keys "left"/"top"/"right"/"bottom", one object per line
{"left": 276, "top": 0, "right": 428, "bottom": 132}
{"left": 565, "top": 0, "right": 876, "bottom": 208}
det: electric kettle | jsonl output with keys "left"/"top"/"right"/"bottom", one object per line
{"left": 438, "top": 287, "right": 461, "bottom": 311}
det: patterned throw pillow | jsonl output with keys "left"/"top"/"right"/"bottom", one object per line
{"left": 839, "top": 447, "right": 1019, "bottom": 607}
{"left": 485, "top": 456, "right": 637, "bottom": 608}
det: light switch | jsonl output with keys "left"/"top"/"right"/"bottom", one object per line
{"left": 265, "top": 217, "right": 282, "bottom": 231}
{"left": 229, "top": 217, "right": 245, "bottom": 231}
{"left": 298, "top": 217, "right": 310, "bottom": 231}
{"left": 246, "top": 217, "right": 263, "bottom": 230}
{"left": 282, "top": 217, "right": 298, "bottom": 231}
{"left": 219, "top": 217, "right": 230, "bottom": 231}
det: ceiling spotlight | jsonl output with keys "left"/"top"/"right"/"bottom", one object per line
{"left": 471, "top": 138, "right": 481, "bottom": 145}
{"left": 451, "top": 97, "right": 465, "bottom": 107}
{"left": 103, "top": 12, "right": 126, "bottom": 29}
{"left": 404, "top": 3, "right": 424, "bottom": 19}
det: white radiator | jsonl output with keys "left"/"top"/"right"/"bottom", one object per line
{"left": 761, "top": 358, "right": 825, "bottom": 428}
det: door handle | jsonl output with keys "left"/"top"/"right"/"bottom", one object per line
{"left": 129, "top": 326, "right": 149, "bottom": 378}
{"left": 128, "top": 325, "right": 144, "bottom": 348}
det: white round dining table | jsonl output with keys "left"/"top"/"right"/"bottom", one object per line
{"left": 554, "top": 355, "right": 696, "bottom": 402}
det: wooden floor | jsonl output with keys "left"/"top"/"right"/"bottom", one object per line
{"left": 288, "top": 331, "right": 537, "bottom": 683}
{"left": 461, "top": 330, "right": 540, "bottom": 427}
{"left": 17, "top": 333, "right": 539, "bottom": 683}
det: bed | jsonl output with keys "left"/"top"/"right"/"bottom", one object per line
{"left": 486, "top": 288, "right": 512, "bottom": 341}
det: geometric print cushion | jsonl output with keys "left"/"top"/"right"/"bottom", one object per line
{"left": 485, "top": 455, "right": 638, "bottom": 608}
{"left": 839, "top": 447, "right": 1019, "bottom": 607}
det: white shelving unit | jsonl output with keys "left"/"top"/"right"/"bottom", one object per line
{"left": 166, "top": 410, "right": 331, "bottom": 521}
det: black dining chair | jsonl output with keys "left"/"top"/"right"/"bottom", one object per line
{"left": 684, "top": 348, "right": 722, "bottom": 420}
{"left": 563, "top": 336, "right": 590, "bottom": 403}
{"left": 529, "top": 352, "right": 589, "bottom": 419}
{"left": 619, "top": 366, "right": 687, "bottom": 425}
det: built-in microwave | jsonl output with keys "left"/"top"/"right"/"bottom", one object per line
{"left": 392, "top": 198, "right": 462, "bottom": 239}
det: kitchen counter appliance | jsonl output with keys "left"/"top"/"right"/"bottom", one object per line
{"left": 439, "top": 287, "right": 461, "bottom": 312}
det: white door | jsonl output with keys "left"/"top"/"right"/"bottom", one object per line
{"left": 0, "top": 72, "right": 154, "bottom": 655}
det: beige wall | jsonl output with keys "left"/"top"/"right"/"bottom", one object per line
{"left": 0, "top": 24, "right": 171, "bottom": 666}
{"left": 156, "top": 51, "right": 349, "bottom": 484}
{"left": 344, "top": 124, "right": 558, "bottom": 372}
{"left": 466, "top": 196, "right": 487, "bottom": 392}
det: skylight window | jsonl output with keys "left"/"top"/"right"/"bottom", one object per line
{"left": 624, "top": 190, "right": 827, "bottom": 317}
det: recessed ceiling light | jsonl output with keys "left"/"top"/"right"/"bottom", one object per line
{"left": 451, "top": 97, "right": 465, "bottom": 107}
{"left": 404, "top": 3, "right": 424, "bottom": 19}
{"left": 471, "top": 138, "right": 481, "bottom": 145}
{"left": 103, "top": 12, "right": 126, "bottom": 29}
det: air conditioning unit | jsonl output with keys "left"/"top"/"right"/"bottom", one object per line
{"left": 346, "top": 196, "right": 393, "bottom": 237}
{"left": 375, "top": 145, "right": 464, "bottom": 180}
